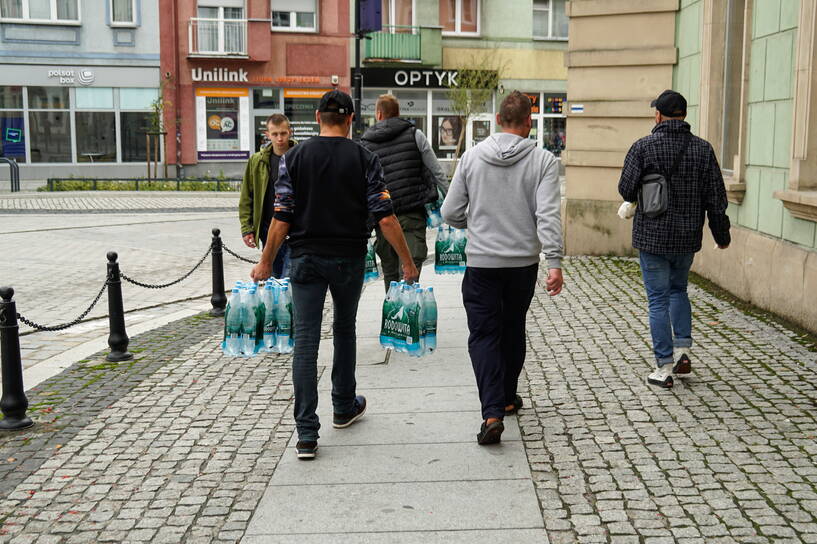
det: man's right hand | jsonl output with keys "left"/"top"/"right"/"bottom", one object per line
{"left": 402, "top": 262, "right": 420, "bottom": 284}
{"left": 243, "top": 233, "right": 257, "bottom": 248}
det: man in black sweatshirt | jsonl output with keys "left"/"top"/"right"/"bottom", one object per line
{"left": 251, "top": 90, "right": 418, "bottom": 460}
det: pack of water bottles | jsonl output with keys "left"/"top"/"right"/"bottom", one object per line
{"left": 425, "top": 199, "right": 444, "bottom": 229}
{"left": 364, "top": 238, "right": 381, "bottom": 283}
{"left": 222, "top": 278, "right": 293, "bottom": 357}
{"left": 379, "top": 281, "right": 438, "bottom": 356}
{"left": 434, "top": 226, "right": 467, "bottom": 274}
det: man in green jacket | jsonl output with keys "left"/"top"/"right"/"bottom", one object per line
{"left": 239, "top": 113, "right": 295, "bottom": 277}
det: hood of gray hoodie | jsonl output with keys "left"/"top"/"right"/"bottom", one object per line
{"left": 474, "top": 132, "right": 537, "bottom": 167}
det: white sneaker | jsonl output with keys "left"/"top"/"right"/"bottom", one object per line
{"left": 647, "top": 365, "right": 674, "bottom": 388}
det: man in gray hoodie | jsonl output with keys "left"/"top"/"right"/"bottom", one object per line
{"left": 441, "top": 91, "right": 564, "bottom": 445}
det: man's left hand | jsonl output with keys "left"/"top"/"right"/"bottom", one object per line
{"left": 546, "top": 268, "right": 563, "bottom": 296}
{"left": 250, "top": 260, "right": 273, "bottom": 282}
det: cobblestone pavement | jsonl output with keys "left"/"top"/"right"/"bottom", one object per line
{"left": 520, "top": 257, "right": 817, "bottom": 544}
{"left": 0, "top": 192, "right": 238, "bottom": 213}
{"left": 0, "top": 256, "right": 815, "bottom": 543}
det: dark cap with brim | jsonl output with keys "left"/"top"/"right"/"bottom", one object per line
{"left": 651, "top": 89, "right": 687, "bottom": 117}
{"left": 318, "top": 90, "right": 354, "bottom": 115}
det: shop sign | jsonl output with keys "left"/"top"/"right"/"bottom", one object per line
{"left": 4, "top": 128, "right": 22, "bottom": 143}
{"left": 47, "top": 68, "right": 95, "bottom": 86}
{"left": 358, "top": 68, "right": 461, "bottom": 89}
{"left": 191, "top": 67, "right": 249, "bottom": 83}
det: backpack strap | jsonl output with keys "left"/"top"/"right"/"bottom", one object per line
{"left": 666, "top": 133, "right": 693, "bottom": 182}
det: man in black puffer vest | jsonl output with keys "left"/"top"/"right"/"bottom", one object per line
{"left": 361, "top": 94, "right": 448, "bottom": 288}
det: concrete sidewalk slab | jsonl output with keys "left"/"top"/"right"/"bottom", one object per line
{"left": 310, "top": 412, "right": 522, "bottom": 445}
{"left": 245, "top": 480, "right": 543, "bottom": 535}
{"left": 243, "top": 528, "right": 549, "bottom": 544}
{"left": 244, "top": 263, "right": 546, "bottom": 542}
{"left": 270, "top": 441, "right": 530, "bottom": 485}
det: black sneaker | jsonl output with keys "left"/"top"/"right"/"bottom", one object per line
{"left": 296, "top": 441, "right": 318, "bottom": 460}
{"left": 673, "top": 353, "right": 691, "bottom": 375}
{"left": 333, "top": 395, "right": 367, "bottom": 429}
{"left": 505, "top": 394, "right": 524, "bottom": 415}
{"left": 476, "top": 420, "right": 504, "bottom": 445}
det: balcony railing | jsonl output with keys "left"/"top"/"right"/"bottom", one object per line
{"left": 188, "top": 17, "right": 247, "bottom": 57}
{"left": 365, "top": 25, "right": 421, "bottom": 62}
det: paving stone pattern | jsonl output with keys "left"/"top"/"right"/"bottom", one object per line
{"left": 0, "top": 193, "right": 239, "bottom": 213}
{"left": 1, "top": 256, "right": 815, "bottom": 543}
{"left": 0, "top": 300, "right": 333, "bottom": 543}
{"left": 519, "top": 256, "right": 817, "bottom": 544}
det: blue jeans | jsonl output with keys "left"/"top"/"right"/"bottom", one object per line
{"left": 289, "top": 254, "right": 365, "bottom": 442}
{"left": 639, "top": 251, "right": 695, "bottom": 366}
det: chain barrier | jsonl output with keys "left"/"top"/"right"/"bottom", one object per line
{"left": 120, "top": 246, "right": 212, "bottom": 290}
{"left": 222, "top": 243, "right": 259, "bottom": 265}
{"left": 16, "top": 278, "right": 109, "bottom": 332}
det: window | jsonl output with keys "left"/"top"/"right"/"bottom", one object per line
{"left": 271, "top": 0, "right": 316, "bottom": 32}
{"left": 0, "top": 0, "right": 79, "bottom": 22}
{"left": 27, "top": 86, "right": 69, "bottom": 109}
{"left": 382, "top": 0, "right": 413, "bottom": 32}
{"left": 720, "top": 0, "right": 745, "bottom": 172}
{"left": 440, "top": 0, "right": 478, "bottom": 35}
{"left": 110, "top": 0, "right": 135, "bottom": 25}
{"left": 75, "top": 112, "right": 116, "bottom": 163}
{"left": 195, "top": 5, "right": 245, "bottom": 55}
{"left": 533, "top": 0, "right": 567, "bottom": 40}
{"left": 120, "top": 112, "right": 151, "bottom": 162}
{"left": 0, "top": 87, "right": 25, "bottom": 163}
{"left": 252, "top": 88, "right": 280, "bottom": 109}
{"left": 75, "top": 87, "right": 114, "bottom": 109}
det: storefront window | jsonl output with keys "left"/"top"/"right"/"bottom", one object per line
{"left": 75, "top": 87, "right": 114, "bottom": 109}
{"left": 284, "top": 89, "right": 329, "bottom": 141}
{"left": 206, "top": 96, "right": 240, "bottom": 151}
{"left": 253, "top": 88, "right": 280, "bottom": 109}
{"left": 120, "top": 88, "right": 157, "bottom": 109}
{"left": 393, "top": 90, "right": 427, "bottom": 133}
{"left": 0, "top": 112, "right": 26, "bottom": 163}
{"left": 543, "top": 117, "right": 565, "bottom": 156}
{"left": 27, "top": 86, "right": 69, "bottom": 110}
{"left": 29, "top": 110, "right": 71, "bottom": 163}
{"left": 75, "top": 112, "right": 116, "bottom": 162}
{"left": 0, "top": 86, "right": 22, "bottom": 109}
{"left": 120, "top": 112, "right": 150, "bottom": 162}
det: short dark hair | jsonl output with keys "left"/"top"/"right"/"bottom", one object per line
{"left": 499, "top": 91, "right": 532, "bottom": 127}
{"left": 319, "top": 111, "right": 350, "bottom": 127}
{"left": 266, "top": 113, "right": 290, "bottom": 128}
{"left": 376, "top": 94, "right": 400, "bottom": 119}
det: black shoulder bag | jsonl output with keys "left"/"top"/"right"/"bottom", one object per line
{"left": 638, "top": 134, "right": 692, "bottom": 219}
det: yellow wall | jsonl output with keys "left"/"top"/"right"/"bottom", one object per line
{"left": 442, "top": 48, "right": 567, "bottom": 81}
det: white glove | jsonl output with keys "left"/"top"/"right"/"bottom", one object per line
{"left": 617, "top": 201, "right": 637, "bottom": 220}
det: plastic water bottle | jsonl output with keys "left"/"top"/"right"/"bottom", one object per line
{"left": 414, "top": 286, "right": 426, "bottom": 356}
{"left": 426, "top": 203, "right": 443, "bottom": 229}
{"left": 240, "top": 289, "right": 258, "bottom": 356}
{"left": 275, "top": 286, "right": 293, "bottom": 354}
{"left": 224, "top": 287, "right": 242, "bottom": 356}
{"left": 423, "top": 287, "right": 437, "bottom": 354}
{"left": 380, "top": 281, "right": 399, "bottom": 349}
{"left": 262, "top": 281, "right": 277, "bottom": 351}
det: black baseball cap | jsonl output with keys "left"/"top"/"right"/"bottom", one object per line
{"left": 318, "top": 90, "right": 354, "bottom": 115}
{"left": 651, "top": 90, "right": 687, "bottom": 117}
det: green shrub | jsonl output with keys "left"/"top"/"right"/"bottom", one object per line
{"left": 41, "top": 178, "right": 241, "bottom": 192}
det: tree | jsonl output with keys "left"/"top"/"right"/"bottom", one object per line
{"left": 445, "top": 54, "right": 503, "bottom": 173}
{"left": 146, "top": 74, "right": 174, "bottom": 180}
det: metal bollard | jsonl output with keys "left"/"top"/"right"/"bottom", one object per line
{"left": 0, "top": 287, "right": 34, "bottom": 431}
{"left": 105, "top": 252, "right": 133, "bottom": 362}
{"left": 210, "top": 228, "right": 227, "bottom": 317}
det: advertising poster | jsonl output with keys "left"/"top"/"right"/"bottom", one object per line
{"left": 196, "top": 88, "right": 250, "bottom": 161}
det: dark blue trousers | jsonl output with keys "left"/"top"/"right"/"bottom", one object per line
{"left": 462, "top": 264, "right": 538, "bottom": 421}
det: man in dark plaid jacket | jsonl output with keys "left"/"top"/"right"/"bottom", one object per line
{"left": 618, "top": 90, "right": 731, "bottom": 389}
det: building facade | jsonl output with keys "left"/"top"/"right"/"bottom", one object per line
{"left": 357, "top": 0, "right": 568, "bottom": 172}
{"left": 160, "top": 0, "right": 350, "bottom": 177}
{"left": 564, "top": 0, "right": 817, "bottom": 332}
{"left": 0, "top": 0, "right": 161, "bottom": 179}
